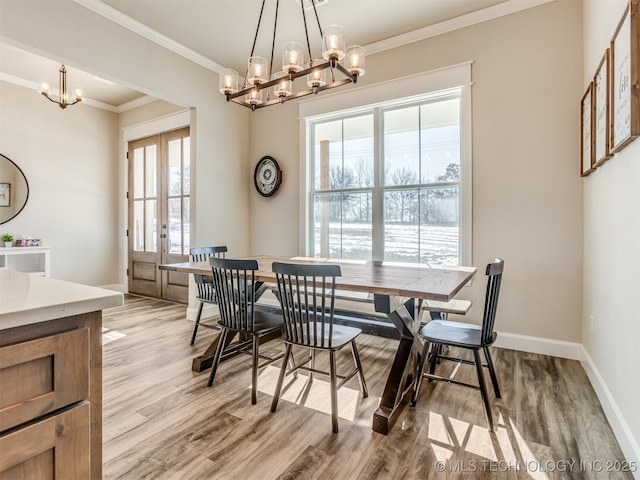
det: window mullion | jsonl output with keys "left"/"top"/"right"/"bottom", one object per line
{"left": 372, "top": 107, "right": 384, "bottom": 262}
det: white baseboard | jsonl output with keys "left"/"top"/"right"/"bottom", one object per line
{"left": 186, "top": 303, "right": 218, "bottom": 322}
{"left": 580, "top": 346, "right": 640, "bottom": 480}
{"left": 494, "top": 331, "right": 584, "bottom": 360}
{"left": 99, "top": 283, "right": 126, "bottom": 293}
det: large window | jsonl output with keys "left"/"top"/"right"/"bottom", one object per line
{"left": 307, "top": 88, "right": 468, "bottom": 266}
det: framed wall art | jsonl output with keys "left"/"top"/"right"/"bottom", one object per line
{"left": 581, "top": 83, "right": 595, "bottom": 177}
{"left": 610, "top": 0, "right": 640, "bottom": 153}
{"left": 594, "top": 50, "right": 612, "bottom": 166}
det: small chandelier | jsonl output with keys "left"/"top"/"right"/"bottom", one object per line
{"left": 219, "top": 0, "right": 365, "bottom": 111}
{"left": 40, "top": 65, "right": 83, "bottom": 109}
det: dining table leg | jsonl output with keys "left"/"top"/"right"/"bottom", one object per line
{"left": 372, "top": 295, "right": 423, "bottom": 434}
{"left": 191, "top": 331, "right": 235, "bottom": 372}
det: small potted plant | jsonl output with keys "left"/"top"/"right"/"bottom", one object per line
{"left": 3, "top": 233, "right": 14, "bottom": 247}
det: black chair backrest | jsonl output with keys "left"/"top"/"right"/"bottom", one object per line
{"left": 190, "top": 246, "right": 227, "bottom": 299}
{"left": 190, "top": 246, "right": 227, "bottom": 262}
{"left": 272, "top": 262, "right": 341, "bottom": 348}
{"left": 481, "top": 258, "right": 504, "bottom": 345}
{"left": 210, "top": 258, "right": 258, "bottom": 331}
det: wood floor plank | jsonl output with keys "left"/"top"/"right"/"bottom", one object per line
{"left": 102, "top": 295, "right": 633, "bottom": 479}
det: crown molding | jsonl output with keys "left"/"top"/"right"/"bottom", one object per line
{"left": 74, "top": 0, "right": 556, "bottom": 72}
{"left": 72, "top": 0, "right": 225, "bottom": 73}
{"left": 365, "top": 0, "right": 556, "bottom": 55}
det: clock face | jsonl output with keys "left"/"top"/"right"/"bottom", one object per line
{"left": 254, "top": 156, "right": 282, "bottom": 197}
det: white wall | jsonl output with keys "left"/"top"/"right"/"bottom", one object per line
{"left": 582, "top": 0, "right": 640, "bottom": 468}
{"left": 0, "top": 80, "right": 120, "bottom": 285}
{"left": 0, "top": 0, "right": 252, "bottom": 286}
{"left": 249, "top": 0, "right": 585, "bottom": 344}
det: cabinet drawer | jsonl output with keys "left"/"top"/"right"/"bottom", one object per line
{"left": 0, "top": 401, "right": 90, "bottom": 479}
{"left": 0, "top": 328, "right": 89, "bottom": 432}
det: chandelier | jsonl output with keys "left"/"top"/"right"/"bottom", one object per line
{"left": 40, "top": 65, "right": 83, "bottom": 109}
{"left": 219, "top": 0, "right": 365, "bottom": 111}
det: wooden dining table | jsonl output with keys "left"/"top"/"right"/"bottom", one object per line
{"left": 159, "top": 255, "right": 476, "bottom": 435}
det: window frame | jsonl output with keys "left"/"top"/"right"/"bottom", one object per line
{"left": 299, "top": 65, "right": 472, "bottom": 266}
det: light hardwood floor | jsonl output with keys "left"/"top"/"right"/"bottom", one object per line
{"left": 102, "top": 295, "right": 633, "bottom": 479}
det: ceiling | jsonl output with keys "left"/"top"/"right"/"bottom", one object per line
{"left": 0, "top": 0, "right": 546, "bottom": 111}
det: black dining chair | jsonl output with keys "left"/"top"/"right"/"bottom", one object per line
{"left": 189, "top": 246, "right": 227, "bottom": 345}
{"left": 411, "top": 258, "right": 504, "bottom": 432}
{"left": 270, "top": 262, "right": 368, "bottom": 433}
{"left": 207, "top": 258, "right": 285, "bottom": 405}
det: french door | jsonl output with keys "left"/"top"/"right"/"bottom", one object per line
{"left": 127, "top": 127, "right": 190, "bottom": 303}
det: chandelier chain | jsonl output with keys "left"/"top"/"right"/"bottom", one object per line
{"left": 300, "top": 0, "right": 313, "bottom": 67}
{"left": 246, "top": 0, "right": 269, "bottom": 87}
{"left": 267, "top": 0, "right": 280, "bottom": 99}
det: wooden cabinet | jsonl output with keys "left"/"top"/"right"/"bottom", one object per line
{"left": 0, "top": 313, "right": 102, "bottom": 480}
{"left": 0, "top": 402, "right": 90, "bottom": 479}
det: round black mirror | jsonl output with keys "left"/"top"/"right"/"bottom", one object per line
{"left": 0, "top": 153, "right": 29, "bottom": 225}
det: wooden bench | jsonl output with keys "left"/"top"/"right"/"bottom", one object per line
{"left": 262, "top": 287, "right": 472, "bottom": 338}
{"left": 424, "top": 299, "right": 472, "bottom": 318}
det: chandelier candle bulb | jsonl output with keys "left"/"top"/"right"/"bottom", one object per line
{"left": 346, "top": 45, "right": 366, "bottom": 77}
{"left": 282, "top": 42, "right": 304, "bottom": 73}
{"left": 39, "top": 82, "right": 50, "bottom": 95}
{"left": 322, "top": 25, "right": 346, "bottom": 61}
{"left": 272, "top": 71, "right": 292, "bottom": 98}
{"left": 307, "top": 60, "right": 328, "bottom": 91}
{"left": 248, "top": 56, "right": 268, "bottom": 85}
{"left": 245, "top": 88, "right": 263, "bottom": 110}
{"left": 219, "top": 69, "right": 239, "bottom": 95}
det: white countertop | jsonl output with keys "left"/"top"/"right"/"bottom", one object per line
{"left": 0, "top": 269, "right": 124, "bottom": 330}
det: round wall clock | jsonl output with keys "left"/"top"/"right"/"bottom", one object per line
{"left": 254, "top": 155, "right": 282, "bottom": 197}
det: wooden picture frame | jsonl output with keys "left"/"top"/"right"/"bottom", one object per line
{"left": 581, "top": 83, "right": 595, "bottom": 177}
{"left": 594, "top": 50, "right": 612, "bottom": 166}
{"left": 610, "top": 0, "right": 640, "bottom": 153}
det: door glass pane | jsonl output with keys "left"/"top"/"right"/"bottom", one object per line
{"left": 133, "top": 200, "right": 144, "bottom": 251}
{"left": 183, "top": 197, "right": 190, "bottom": 252}
{"left": 145, "top": 200, "right": 157, "bottom": 253}
{"left": 145, "top": 145, "right": 157, "bottom": 197}
{"left": 168, "top": 139, "right": 182, "bottom": 196}
{"left": 183, "top": 137, "right": 190, "bottom": 195}
{"left": 384, "top": 106, "right": 419, "bottom": 186}
{"left": 420, "top": 98, "right": 460, "bottom": 183}
{"left": 133, "top": 148, "right": 144, "bottom": 198}
{"left": 384, "top": 188, "right": 419, "bottom": 263}
{"left": 313, "top": 192, "right": 372, "bottom": 260}
{"left": 168, "top": 198, "right": 182, "bottom": 254}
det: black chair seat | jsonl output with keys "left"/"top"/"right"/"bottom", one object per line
{"left": 419, "top": 320, "right": 497, "bottom": 349}
{"left": 219, "top": 310, "right": 284, "bottom": 334}
{"left": 287, "top": 323, "right": 362, "bottom": 351}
